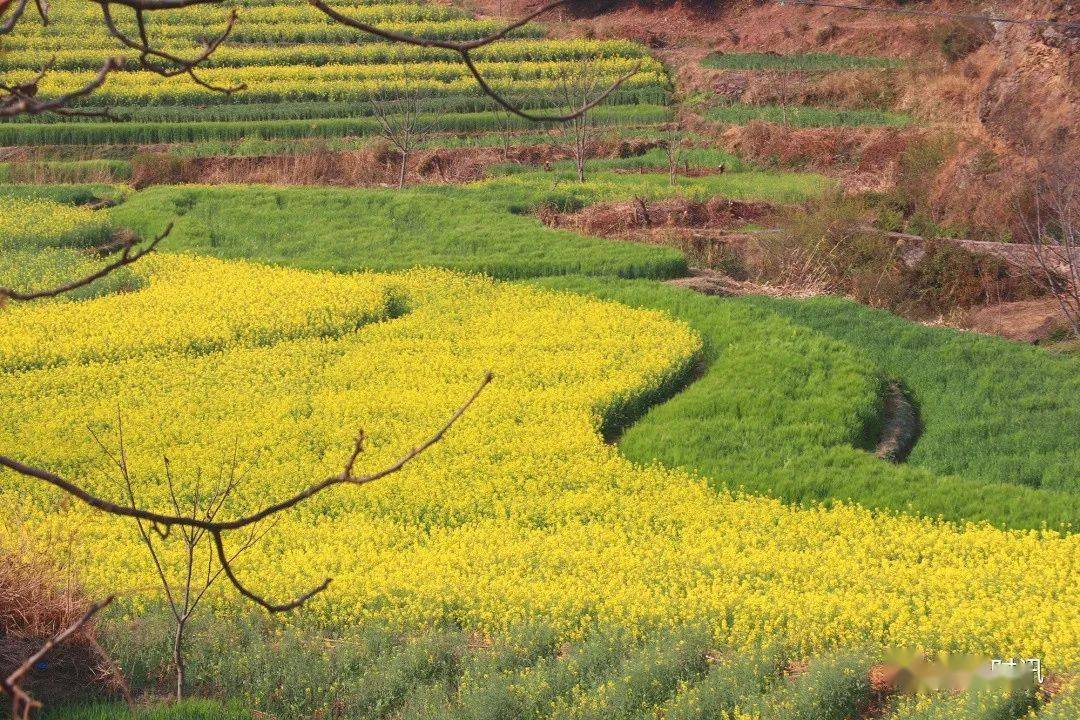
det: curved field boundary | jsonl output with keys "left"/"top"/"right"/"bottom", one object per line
{"left": 531, "top": 276, "right": 1080, "bottom": 531}
{"left": 29, "top": 183, "right": 1079, "bottom": 529}
{"left": 754, "top": 295, "right": 1080, "bottom": 494}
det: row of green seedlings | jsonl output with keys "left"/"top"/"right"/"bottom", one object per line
{"left": 0, "top": 104, "right": 671, "bottom": 146}
{"left": 701, "top": 52, "right": 901, "bottom": 72}
{"left": 56, "top": 612, "right": 1076, "bottom": 720}
{"left": 3, "top": 87, "right": 666, "bottom": 123}
{"left": 704, "top": 103, "right": 913, "bottom": 128}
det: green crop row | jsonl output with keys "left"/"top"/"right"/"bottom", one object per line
{"left": 706, "top": 103, "right": 914, "bottom": 127}
{"left": 4, "top": 88, "right": 665, "bottom": 125}
{"left": 702, "top": 51, "right": 902, "bottom": 71}
{"left": 0, "top": 104, "right": 670, "bottom": 145}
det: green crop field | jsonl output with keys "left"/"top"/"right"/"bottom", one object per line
{"left": 706, "top": 103, "right": 914, "bottom": 128}
{"left": 0, "top": 0, "right": 669, "bottom": 146}
{"left": 101, "top": 163, "right": 827, "bottom": 278}
{"left": 535, "top": 276, "right": 1080, "bottom": 530}
{"left": 107, "top": 184, "right": 687, "bottom": 280}
{"left": 702, "top": 52, "right": 901, "bottom": 72}
{"left": 2, "top": 2, "right": 1078, "bottom": 714}
{"left": 5, "top": 176, "right": 1080, "bottom": 720}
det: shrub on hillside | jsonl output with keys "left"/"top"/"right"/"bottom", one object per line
{"left": 933, "top": 20, "right": 993, "bottom": 63}
{"left": 765, "top": 193, "right": 1047, "bottom": 315}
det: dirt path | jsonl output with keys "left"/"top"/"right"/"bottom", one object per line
{"left": 875, "top": 382, "right": 919, "bottom": 463}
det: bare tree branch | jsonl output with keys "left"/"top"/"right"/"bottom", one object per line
{"left": 0, "top": 57, "right": 122, "bottom": 119}
{"left": 95, "top": 1, "right": 245, "bottom": 95}
{"left": 1, "top": 596, "right": 115, "bottom": 720}
{"left": 308, "top": 0, "right": 640, "bottom": 122}
{"left": 556, "top": 60, "right": 603, "bottom": 183}
{"left": 1, "top": 0, "right": 240, "bottom": 118}
{"left": 3, "top": 0, "right": 634, "bottom": 121}
{"left": 1020, "top": 156, "right": 1080, "bottom": 338}
{"left": 0, "top": 223, "right": 170, "bottom": 303}
{"left": 0, "top": 371, "right": 494, "bottom": 612}
{"left": 0, "top": 0, "right": 34, "bottom": 35}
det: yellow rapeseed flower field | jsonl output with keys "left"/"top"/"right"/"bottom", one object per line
{"left": 0, "top": 196, "right": 108, "bottom": 247}
{"left": 1, "top": 255, "right": 1078, "bottom": 669}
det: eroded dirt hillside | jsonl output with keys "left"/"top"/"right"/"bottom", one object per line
{"left": 458, "top": 0, "right": 1079, "bottom": 238}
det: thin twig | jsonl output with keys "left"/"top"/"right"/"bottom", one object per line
{"left": 308, "top": 0, "right": 639, "bottom": 122}
{"left": 0, "top": 223, "right": 170, "bottom": 303}
{"left": 1, "top": 596, "right": 115, "bottom": 720}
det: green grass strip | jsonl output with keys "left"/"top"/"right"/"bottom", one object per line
{"left": 702, "top": 52, "right": 901, "bottom": 72}
{"left": 706, "top": 103, "right": 914, "bottom": 128}
{"left": 108, "top": 185, "right": 687, "bottom": 281}
{"left": 531, "top": 276, "right": 1080, "bottom": 530}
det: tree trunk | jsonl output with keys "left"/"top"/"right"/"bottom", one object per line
{"left": 397, "top": 151, "right": 408, "bottom": 189}
{"left": 173, "top": 619, "right": 187, "bottom": 701}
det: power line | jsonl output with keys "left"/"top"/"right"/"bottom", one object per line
{"left": 778, "top": 0, "right": 1080, "bottom": 30}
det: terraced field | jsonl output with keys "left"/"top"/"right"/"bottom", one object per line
{"left": 699, "top": 52, "right": 915, "bottom": 128}
{"left": 0, "top": 0, "right": 668, "bottom": 145}
{"left": 4, "top": 251, "right": 1079, "bottom": 664}
{"left": 2, "top": 175, "right": 1079, "bottom": 718}
{"left": 2, "top": 10, "right": 1077, "bottom": 712}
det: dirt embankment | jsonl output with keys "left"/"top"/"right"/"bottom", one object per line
{"left": 127, "top": 139, "right": 663, "bottom": 188}
{"left": 461, "top": 0, "right": 1078, "bottom": 238}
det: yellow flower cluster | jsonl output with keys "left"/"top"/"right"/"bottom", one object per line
{"left": 0, "top": 254, "right": 403, "bottom": 372}
{"left": 2, "top": 39, "right": 649, "bottom": 74}
{"left": 2, "top": 257, "right": 1078, "bottom": 670}
{"left": 60, "top": 0, "right": 464, "bottom": 26}
{"left": 0, "top": 197, "right": 108, "bottom": 248}
{"left": 34, "top": 59, "right": 663, "bottom": 106}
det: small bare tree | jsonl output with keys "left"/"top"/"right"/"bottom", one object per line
{"left": 663, "top": 123, "right": 684, "bottom": 187}
{"left": 662, "top": 87, "right": 691, "bottom": 187}
{"left": 778, "top": 69, "right": 793, "bottom": 127}
{"left": 492, "top": 99, "right": 519, "bottom": 162}
{"left": 369, "top": 67, "right": 437, "bottom": 188}
{"left": 1022, "top": 156, "right": 1080, "bottom": 338}
{"left": 90, "top": 418, "right": 273, "bottom": 701}
{"left": 555, "top": 61, "right": 608, "bottom": 184}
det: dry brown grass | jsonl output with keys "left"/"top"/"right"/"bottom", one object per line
{"left": 128, "top": 139, "right": 662, "bottom": 189}
{"left": 737, "top": 70, "right": 898, "bottom": 112}
{"left": 719, "top": 121, "right": 924, "bottom": 177}
{"left": 1, "top": 547, "right": 123, "bottom": 708}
